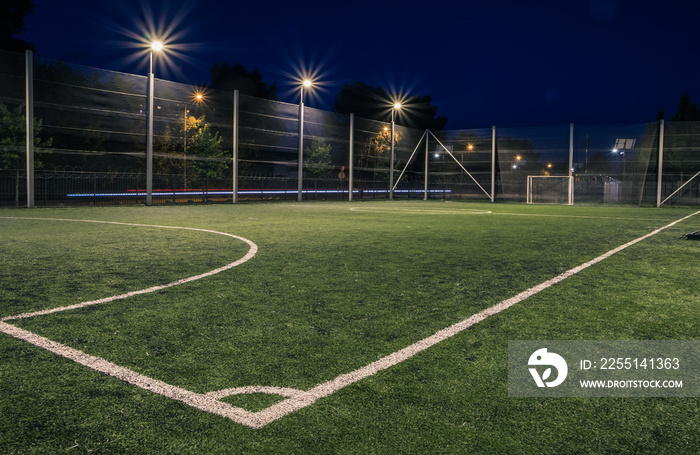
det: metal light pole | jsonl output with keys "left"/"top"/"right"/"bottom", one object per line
{"left": 389, "top": 102, "right": 401, "bottom": 200}
{"left": 183, "top": 105, "right": 188, "bottom": 190}
{"left": 146, "top": 40, "right": 163, "bottom": 206}
{"left": 298, "top": 79, "right": 312, "bottom": 202}
{"left": 182, "top": 92, "right": 203, "bottom": 191}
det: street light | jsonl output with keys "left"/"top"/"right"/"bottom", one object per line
{"left": 298, "top": 79, "right": 313, "bottom": 202}
{"left": 146, "top": 40, "right": 164, "bottom": 206}
{"left": 389, "top": 102, "right": 402, "bottom": 200}
{"left": 301, "top": 79, "right": 312, "bottom": 103}
{"left": 149, "top": 40, "right": 163, "bottom": 74}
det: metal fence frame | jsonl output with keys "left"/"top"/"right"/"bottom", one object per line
{"left": 4, "top": 50, "right": 699, "bottom": 207}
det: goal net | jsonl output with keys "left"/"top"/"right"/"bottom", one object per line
{"left": 527, "top": 175, "right": 573, "bottom": 204}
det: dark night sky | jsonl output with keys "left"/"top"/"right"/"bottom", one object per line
{"left": 21, "top": 0, "right": 700, "bottom": 129}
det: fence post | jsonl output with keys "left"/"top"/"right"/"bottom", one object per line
{"left": 349, "top": 113, "right": 354, "bottom": 202}
{"left": 656, "top": 119, "right": 664, "bottom": 207}
{"left": 297, "top": 99, "right": 304, "bottom": 202}
{"left": 25, "top": 50, "right": 34, "bottom": 208}
{"left": 232, "top": 90, "right": 239, "bottom": 204}
{"left": 146, "top": 72, "right": 154, "bottom": 206}
{"left": 491, "top": 126, "right": 496, "bottom": 202}
{"left": 568, "top": 123, "right": 574, "bottom": 205}
{"left": 389, "top": 115, "right": 395, "bottom": 200}
{"left": 424, "top": 130, "right": 429, "bottom": 200}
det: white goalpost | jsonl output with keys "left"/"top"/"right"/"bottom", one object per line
{"left": 526, "top": 175, "right": 574, "bottom": 205}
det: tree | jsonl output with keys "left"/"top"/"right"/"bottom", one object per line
{"left": 153, "top": 124, "right": 182, "bottom": 175}
{"left": 333, "top": 81, "right": 391, "bottom": 121}
{"left": 333, "top": 81, "right": 448, "bottom": 130}
{"left": 664, "top": 94, "right": 700, "bottom": 173}
{"left": 210, "top": 62, "right": 277, "bottom": 99}
{"left": 670, "top": 94, "right": 700, "bottom": 122}
{"left": 356, "top": 125, "right": 402, "bottom": 183}
{"left": 304, "top": 137, "right": 332, "bottom": 178}
{"left": 0, "top": 102, "right": 52, "bottom": 205}
{"left": 0, "top": 102, "right": 52, "bottom": 170}
{"left": 187, "top": 115, "right": 227, "bottom": 200}
{"left": 0, "top": 0, "right": 34, "bottom": 51}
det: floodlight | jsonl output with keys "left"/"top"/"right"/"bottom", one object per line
{"left": 151, "top": 41, "right": 164, "bottom": 52}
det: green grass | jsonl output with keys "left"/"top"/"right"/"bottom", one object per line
{"left": 0, "top": 201, "right": 698, "bottom": 454}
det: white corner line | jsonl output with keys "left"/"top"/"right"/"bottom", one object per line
{"left": 247, "top": 208, "right": 700, "bottom": 427}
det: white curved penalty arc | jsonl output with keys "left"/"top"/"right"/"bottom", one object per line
{"left": 0, "top": 217, "right": 258, "bottom": 322}
{"left": 206, "top": 386, "right": 307, "bottom": 400}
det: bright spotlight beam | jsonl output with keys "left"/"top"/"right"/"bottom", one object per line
{"left": 151, "top": 40, "right": 164, "bottom": 52}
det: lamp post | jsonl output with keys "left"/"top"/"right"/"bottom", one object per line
{"left": 389, "top": 102, "right": 401, "bottom": 200}
{"left": 146, "top": 40, "right": 163, "bottom": 206}
{"left": 183, "top": 104, "right": 188, "bottom": 190}
{"left": 298, "top": 79, "right": 312, "bottom": 202}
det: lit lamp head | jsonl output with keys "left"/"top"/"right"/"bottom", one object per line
{"left": 148, "top": 40, "right": 164, "bottom": 74}
{"left": 300, "top": 79, "right": 313, "bottom": 104}
{"left": 151, "top": 40, "right": 164, "bottom": 52}
{"left": 391, "top": 102, "right": 402, "bottom": 122}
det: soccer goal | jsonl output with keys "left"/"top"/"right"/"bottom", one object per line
{"left": 526, "top": 175, "right": 573, "bottom": 205}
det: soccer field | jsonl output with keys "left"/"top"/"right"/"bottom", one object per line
{"left": 1, "top": 201, "right": 698, "bottom": 454}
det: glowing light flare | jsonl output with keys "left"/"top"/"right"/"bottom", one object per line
{"left": 99, "top": 2, "right": 202, "bottom": 80}
{"left": 150, "top": 40, "right": 164, "bottom": 52}
{"left": 280, "top": 59, "right": 329, "bottom": 106}
{"left": 192, "top": 89, "right": 207, "bottom": 104}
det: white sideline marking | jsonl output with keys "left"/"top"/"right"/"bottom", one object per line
{"left": 349, "top": 207, "right": 492, "bottom": 215}
{"left": 1, "top": 211, "right": 698, "bottom": 429}
{"left": 0, "top": 321, "right": 265, "bottom": 427}
{"left": 348, "top": 206, "right": 669, "bottom": 221}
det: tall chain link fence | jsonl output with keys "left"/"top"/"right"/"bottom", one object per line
{"left": 1, "top": 49, "right": 699, "bottom": 206}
